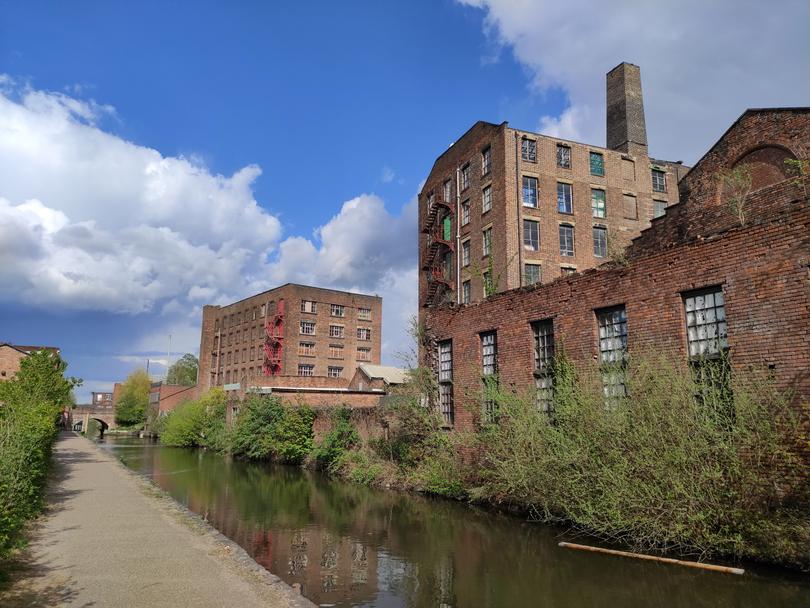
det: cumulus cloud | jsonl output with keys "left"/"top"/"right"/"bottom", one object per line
{"left": 0, "top": 77, "right": 281, "bottom": 312}
{"left": 0, "top": 77, "right": 418, "bottom": 370}
{"left": 458, "top": 0, "right": 810, "bottom": 162}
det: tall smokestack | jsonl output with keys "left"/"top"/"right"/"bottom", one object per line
{"left": 606, "top": 62, "right": 648, "bottom": 156}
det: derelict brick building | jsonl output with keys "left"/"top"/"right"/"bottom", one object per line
{"left": 420, "top": 105, "right": 809, "bottom": 442}
{"left": 418, "top": 63, "right": 688, "bottom": 310}
{"left": 198, "top": 284, "right": 382, "bottom": 391}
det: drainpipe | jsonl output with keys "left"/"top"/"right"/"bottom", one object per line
{"left": 515, "top": 132, "right": 524, "bottom": 288}
{"left": 456, "top": 165, "right": 462, "bottom": 303}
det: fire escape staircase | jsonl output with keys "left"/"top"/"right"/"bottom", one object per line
{"left": 263, "top": 298, "right": 285, "bottom": 376}
{"left": 422, "top": 193, "right": 455, "bottom": 305}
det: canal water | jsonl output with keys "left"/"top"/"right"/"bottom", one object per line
{"left": 98, "top": 436, "right": 809, "bottom": 608}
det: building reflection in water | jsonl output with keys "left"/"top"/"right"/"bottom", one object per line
{"left": 109, "top": 438, "right": 809, "bottom": 608}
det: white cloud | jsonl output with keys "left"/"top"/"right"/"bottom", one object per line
{"left": 0, "top": 77, "right": 281, "bottom": 313}
{"left": 458, "top": 0, "right": 810, "bottom": 162}
{"left": 0, "top": 77, "right": 418, "bottom": 369}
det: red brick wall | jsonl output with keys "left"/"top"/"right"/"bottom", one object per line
{"left": 0, "top": 345, "right": 27, "bottom": 380}
{"left": 422, "top": 109, "right": 810, "bottom": 477}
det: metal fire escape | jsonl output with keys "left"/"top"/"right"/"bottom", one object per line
{"left": 263, "top": 298, "right": 285, "bottom": 376}
{"left": 421, "top": 192, "right": 454, "bottom": 305}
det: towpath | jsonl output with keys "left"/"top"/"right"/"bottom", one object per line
{"left": 0, "top": 432, "right": 314, "bottom": 607}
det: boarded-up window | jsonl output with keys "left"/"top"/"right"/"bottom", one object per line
{"left": 623, "top": 194, "right": 638, "bottom": 220}
{"left": 622, "top": 158, "right": 635, "bottom": 181}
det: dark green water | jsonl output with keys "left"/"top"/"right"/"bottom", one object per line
{"left": 99, "top": 436, "right": 809, "bottom": 608}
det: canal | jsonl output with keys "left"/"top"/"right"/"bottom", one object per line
{"left": 98, "top": 436, "right": 809, "bottom": 608}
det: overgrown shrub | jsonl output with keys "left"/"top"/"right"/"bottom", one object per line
{"left": 230, "top": 395, "right": 314, "bottom": 464}
{"left": 160, "top": 388, "right": 227, "bottom": 450}
{"left": 478, "top": 351, "right": 808, "bottom": 567}
{"left": 0, "top": 350, "right": 80, "bottom": 557}
{"left": 312, "top": 408, "right": 359, "bottom": 472}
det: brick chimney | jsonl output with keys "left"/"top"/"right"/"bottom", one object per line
{"left": 606, "top": 62, "right": 648, "bottom": 156}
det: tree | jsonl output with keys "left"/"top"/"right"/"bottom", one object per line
{"left": 115, "top": 369, "right": 151, "bottom": 427}
{"left": 166, "top": 353, "right": 199, "bottom": 386}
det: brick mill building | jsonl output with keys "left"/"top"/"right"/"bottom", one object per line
{"left": 418, "top": 74, "right": 809, "bottom": 433}
{"left": 419, "top": 63, "right": 688, "bottom": 309}
{"left": 0, "top": 343, "right": 61, "bottom": 381}
{"left": 197, "top": 284, "right": 383, "bottom": 400}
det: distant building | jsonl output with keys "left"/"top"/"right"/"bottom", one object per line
{"left": 418, "top": 62, "right": 688, "bottom": 309}
{"left": 0, "top": 343, "right": 60, "bottom": 380}
{"left": 91, "top": 391, "right": 114, "bottom": 408}
{"left": 148, "top": 382, "right": 198, "bottom": 418}
{"left": 348, "top": 365, "right": 408, "bottom": 392}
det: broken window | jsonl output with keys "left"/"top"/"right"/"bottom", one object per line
{"left": 437, "top": 340, "right": 454, "bottom": 427}
{"left": 522, "top": 138, "right": 537, "bottom": 162}
{"left": 652, "top": 168, "right": 667, "bottom": 193}
{"left": 461, "top": 163, "right": 471, "bottom": 190}
{"left": 523, "top": 219, "right": 539, "bottom": 251}
{"left": 522, "top": 176, "right": 538, "bottom": 207}
{"left": 481, "top": 146, "right": 492, "bottom": 175}
{"left": 482, "top": 186, "right": 492, "bottom": 213}
{"left": 481, "top": 331, "right": 498, "bottom": 423}
{"left": 556, "top": 144, "right": 571, "bottom": 169}
{"left": 557, "top": 182, "right": 573, "bottom": 213}
{"left": 593, "top": 226, "right": 608, "bottom": 258}
{"left": 559, "top": 224, "right": 574, "bottom": 256}
{"left": 524, "top": 263, "right": 541, "bottom": 285}
{"left": 532, "top": 319, "right": 555, "bottom": 413}
{"left": 597, "top": 305, "right": 628, "bottom": 405}
{"left": 591, "top": 188, "right": 606, "bottom": 218}
{"left": 298, "top": 364, "right": 314, "bottom": 377}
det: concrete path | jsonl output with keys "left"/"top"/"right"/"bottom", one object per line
{"left": 0, "top": 432, "right": 315, "bottom": 607}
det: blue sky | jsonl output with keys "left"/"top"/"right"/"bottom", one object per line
{"left": 1, "top": 1, "right": 807, "bottom": 401}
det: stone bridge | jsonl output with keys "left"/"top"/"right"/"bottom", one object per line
{"left": 70, "top": 405, "right": 117, "bottom": 435}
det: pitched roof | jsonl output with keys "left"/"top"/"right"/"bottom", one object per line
{"left": 0, "top": 343, "right": 60, "bottom": 355}
{"left": 358, "top": 364, "right": 409, "bottom": 385}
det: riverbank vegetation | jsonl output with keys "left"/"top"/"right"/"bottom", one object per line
{"left": 0, "top": 351, "right": 80, "bottom": 558}
{"left": 114, "top": 369, "right": 150, "bottom": 428}
{"left": 158, "top": 351, "right": 807, "bottom": 569}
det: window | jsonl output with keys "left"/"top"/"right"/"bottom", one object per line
{"left": 357, "top": 327, "right": 371, "bottom": 341}
{"left": 482, "top": 271, "right": 492, "bottom": 296}
{"left": 250, "top": 346, "right": 255, "bottom": 361}
{"left": 522, "top": 176, "right": 538, "bottom": 207}
{"left": 329, "top": 324, "right": 345, "bottom": 338}
{"left": 299, "top": 342, "right": 315, "bottom": 356}
{"left": 462, "top": 280, "right": 471, "bottom": 304}
{"left": 481, "top": 332, "right": 498, "bottom": 423}
{"left": 260, "top": 303, "right": 266, "bottom": 317}
{"left": 482, "top": 227, "right": 492, "bottom": 257}
{"left": 482, "top": 186, "right": 492, "bottom": 213}
{"left": 591, "top": 189, "right": 606, "bottom": 218}
{"left": 301, "top": 300, "right": 317, "bottom": 314}
{"left": 684, "top": 287, "right": 728, "bottom": 359}
{"left": 521, "top": 138, "right": 537, "bottom": 162}
{"left": 300, "top": 321, "right": 315, "bottom": 335}
{"left": 652, "top": 168, "right": 667, "bottom": 193}
{"left": 524, "top": 263, "right": 541, "bottom": 285}
{"left": 532, "top": 320, "right": 555, "bottom": 413}
{"left": 358, "top": 307, "right": 371, "bottom": 321}
{"left": 298, "top": 364, "right": 314, "bottom": 377}
{"left": 556, "top": 144, "right": 571, "bottom": 169}
{"left": 461, "top": 239, "right": 471, "bottom": 267}
{"left": 437, "top": 340, "right": 454, "bottom": 427}
{"left": 653, "top": 200, "right": 667, "bottom": 218}
{"left": 623, "top": 194, "right": 638, "bottom": 219}
{"left": 590, "top": 152, "right": 604, "bottom": 176}
{"left": 328, "top": 366, "right": 343, "bottom": 378}
{"left": 357, "top": 347, "right": 371, "bottom": 361}
{"left": 593, "top": 226, "right": 608, "bottom": 258}
{"left": 481, "top": 146, "right": 492, "bottom": 175}
{"left": 461, "top": 163, "right": 471, "bottom": 190}
{"left": 597, "top": 306, "right": 628, "bottom": 404}
{"left": 523, "top": 219, "right": 539, "bottom": 251}
{"left": 443, "top": 180, "right": 453, "bottom": 203}
{"left": 330, "top": 304, "right": 345, "bottom": 317}
{"left": 461, "top": 199, "right": 471, "bottom": 225}
{"left": 329, "top": 344, "right": 344, "bottom": 359}
{"left": 557, "top": 182, "right": 573, "bottom": 213}
{"left": 559, "top": 224, "right": 574, "bottom": 256}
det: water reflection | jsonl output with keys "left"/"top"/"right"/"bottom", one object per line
{"left": 100, "top": 437, "right": 809, "bottom": 608}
